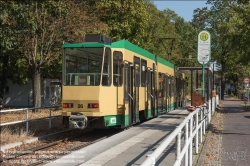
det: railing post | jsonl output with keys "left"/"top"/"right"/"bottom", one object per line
{"left": 176, "top": 130, "right": 181, "bottom": 161}
{"left": 200, "top": 110, "right": 203, "bottom": 143}
{"left": 215, "top": 96, "right": 217, "bottom": 108}
{"left": 203, "top": 108, "right": 206, "bottom": 135}
{"left": 206, "top": 106, "right": 209, "bottom": 129}
{"left": 184, "top": 121, "right": 189, "bottom": 166}
{"left": 189, "top": 116, "right": 193, "bottom": 166}
{"left": 195, "top": 111, "right": 199, "bottom": 154}
{"left": 26, "top": 108, "right": 29, "bottom": 133}
{"left": 212, "top": 97, "right": 215, "bottom": 115}
{"left": 209, "top": 100, "right": 211, "bottom": 123}
{"left": 49, "top": 107, "right": 52, "bottom": 128}
{"left": 207, "top": 101, "right": 209, "bottom": 125}
{"left": 214, "top": 97, "right": 216, "bottom": 113}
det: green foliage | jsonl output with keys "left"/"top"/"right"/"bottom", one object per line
{"left": 192, "top": 0, "right": 250, "bottom": 98}
{"left": 95, "top": 0, "right": 150, "bottom": 45}
{"left": 1, "top": 0, "right": 223, "bottom": 104}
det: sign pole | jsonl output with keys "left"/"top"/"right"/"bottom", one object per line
{"left": 202, "top": 63, "right": 205, "bottom": 97}
{"left": 197, "top": 30, "right": 211, "bottom": 99}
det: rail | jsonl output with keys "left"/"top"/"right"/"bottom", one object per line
{"left": 141, "top": 95, "right": 219, "bottom": 166}
{"left": 0, "top": 105, "right": 61, "bottom": 133}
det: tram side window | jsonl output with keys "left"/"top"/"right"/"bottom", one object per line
{"left": 124, "top": 63, "right": 129, "bottom": 103}
{"left": 166, "top": 76, "right": 169, "bottom": 97}
{"left": 113, "top": 51, "right": 123, "bottom": 86}
{"left": 141, "top": 59, "right": 147, "bottom": 87}
{"left": 170, "top": 77, "right": 174, "bottom": 97}
{"left": 169, "top": 77, "right": 172, "bottom": 97}
{"left": 134, "top": 56, "right": 140, "bottom": 87}
{"left": 102, "top": 48, "right": 111, "bottom": 86}
{"left": 158, "top": 73, "right": 163, "bottom": 98}
{"left": 65, "top": 55, "right": 77, "bottom": 85}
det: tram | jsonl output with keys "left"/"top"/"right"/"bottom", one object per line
{"left": 61, "top": 34, "right": 187, "bottom": 129}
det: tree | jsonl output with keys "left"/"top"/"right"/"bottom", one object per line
{"left": 192, "top": 0, "right": 243, "bottom": 99}
{"left": 0, "top": 0, "right": 107, "bottom": 108}
{"left": 0, "top": 1, "right": 23, "bottom": 98}
{"left": 93, "top": 0, "right": 151, "bottom": 48}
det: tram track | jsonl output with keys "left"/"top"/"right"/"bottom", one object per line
{"left": 1, "top": 129, "right": 121, "bottom": 166}
{"left": 1, "top": 116, "right": 149, "bottom": 166}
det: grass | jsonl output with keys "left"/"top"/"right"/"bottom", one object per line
{"left": 0, "top": 126, "right": 34, "bottom": 145}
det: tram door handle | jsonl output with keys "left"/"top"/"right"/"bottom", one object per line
{"left": 128, "top": 93, "right": 134, "bottom": 101}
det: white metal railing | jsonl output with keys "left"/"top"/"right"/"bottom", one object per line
{"left": 141, "top": 96, "right": 218, "bottom": 166}
{"left": 0, "top": 106, "right": 61, "bottom": 132}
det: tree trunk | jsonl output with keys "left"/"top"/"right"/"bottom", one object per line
{"left": 32, "top": 67, "right": 41, "bottom": 111}
{"left": 233, "top": 74, "right": 238, "bottom": 97}
{"left": 0, "top": 54, "right": 9, "bottom": 99}
{"left": 221, "top": 59, "right": 226, "bottom": 100}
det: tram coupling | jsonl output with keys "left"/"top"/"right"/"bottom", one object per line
{"left": 69, "top": 113, "right": 88, "bottom": 129}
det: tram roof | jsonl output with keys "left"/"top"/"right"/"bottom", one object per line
{"left": 112, "top": 40, "right": 175, "bottom": 69}
{"left": 62, "top": 42, "right": 111, "bottom": 48}
{"left": 62, "top": 40, "right": 175, "bottom": 69}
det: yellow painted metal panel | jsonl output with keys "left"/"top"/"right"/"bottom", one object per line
{"left": 61, "top": 111, "right": 102, "bottom": 116}
{"left": 62, "top": 86, "right": 100, "bottom": 100}
{"left": 99, "top": 86, "right": 117, "bottom": 115}
{"left": 157, "top": 63, "right": 174, "bottom": 76}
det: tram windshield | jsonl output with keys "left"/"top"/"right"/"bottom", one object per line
{"left": 63, "top": 47, "right": 110, "bottom": 86}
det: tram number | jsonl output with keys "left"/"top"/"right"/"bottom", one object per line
{"left": 78, "top": 104, "right": 83, "bottom": 108}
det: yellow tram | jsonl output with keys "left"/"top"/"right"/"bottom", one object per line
{"left": 61, "top": 34, "right": 186, "bottom": 129}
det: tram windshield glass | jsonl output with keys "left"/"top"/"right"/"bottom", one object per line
{"left": 63, "top": 47, "right": 107, "bottom": 86}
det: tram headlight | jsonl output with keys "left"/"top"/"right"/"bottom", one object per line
{"left": 63, "top": 103, "right": 74, "bottom": 108}
{"left": 87, "top": 103, "right": 99, "bottom": 108}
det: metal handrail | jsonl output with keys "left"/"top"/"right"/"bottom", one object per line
{"left": 141, "top": 96, "right": 218, "bottom": 166}
{"left": 0, "top": 105, "right": 61, "bottom": 132}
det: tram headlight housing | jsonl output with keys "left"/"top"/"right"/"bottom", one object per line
{"left": 87, "top": 103, "right": 99, "bottom": 108}
{"left": 63, "top": 103, "right": 73, "bottom": 108}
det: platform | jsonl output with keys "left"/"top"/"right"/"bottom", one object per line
{"left": 44, "top": 108, "right": 192, "bottom": 166}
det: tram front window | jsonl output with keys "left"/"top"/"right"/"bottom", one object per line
{"left": 63, "top": 47, "right": 104, "bottom": 86}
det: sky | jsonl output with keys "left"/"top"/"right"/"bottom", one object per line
{"left": 153, "top": 0, "right": 210, "bottom": 22}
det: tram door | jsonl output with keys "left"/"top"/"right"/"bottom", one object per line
{"left": 147, "top": 68, "right": 152, "bottom": 118}
{"left": 148, "top": 63, "right": 157, "bottom": 117}
{"left": 162, "top": 74, "right": 167, "bottom": 112}
{"left": 158, "top": 73, "right": 167, "bottom": 113}
{"left": 124, "top": 62, "right": 136, "bottom": 125}
{"left": 158, "top": 73, "right": 163, "bottom": 113}
{"left": 153, "top": 63, "right": 157, "bottom": 117}
{"left": 148, "top": 69, "right": 154, "bottom": 117}
{"left": 113, "top": 52, "right": 123, "bottom": 115}
{"left": 134, "top": 57, "right": 140, "bottom": 122}
{"left": 169, "top": 76, "right": 173, "bottom": 111}
{"left": 166, "top": 76, "right": 170, "bottom": 112}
